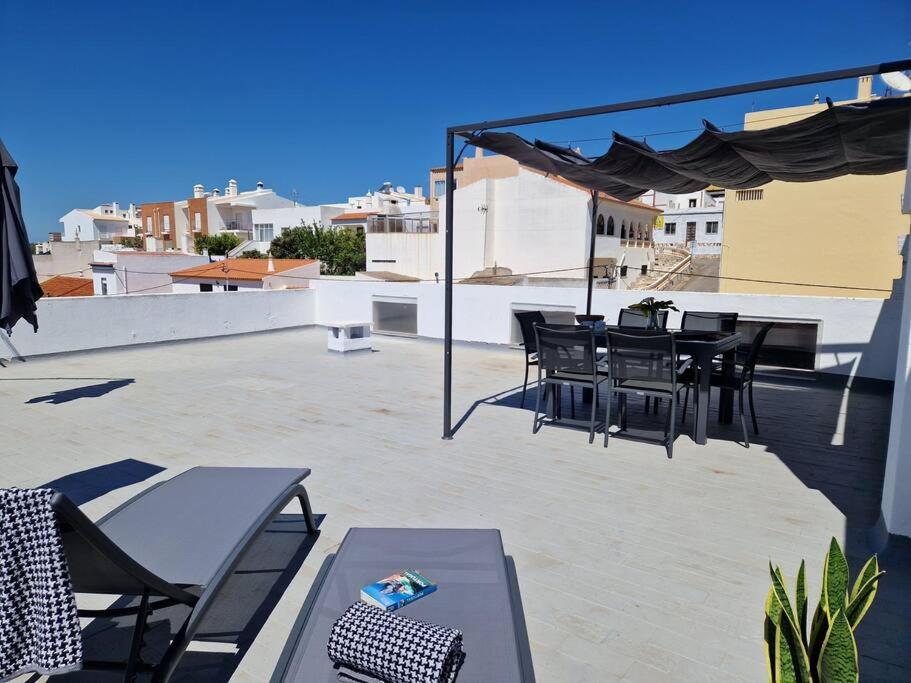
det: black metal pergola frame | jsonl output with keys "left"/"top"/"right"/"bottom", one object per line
{"left": 441, "top": 58, "right": 911, "bottom": 439}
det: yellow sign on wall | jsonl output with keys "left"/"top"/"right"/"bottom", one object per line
{"left": 654, "top": 215, "right": 664, "bottom": 228}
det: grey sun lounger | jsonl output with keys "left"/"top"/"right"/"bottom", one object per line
{"left": 51, "top": 466, "right": 317, "bottom": 682}
{"left": 271, "top": 528, "right": 535, "bottom": 682}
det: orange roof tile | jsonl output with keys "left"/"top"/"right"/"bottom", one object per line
{"left": 331, "top": 212, "right": 378, "bottom": 222}
{"left": 169, "top": 258, "right": 318, "bottom": 282}
{"left": 41, "top": 275, "right": 94, "bottom": 297}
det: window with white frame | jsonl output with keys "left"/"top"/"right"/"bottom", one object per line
{"left": 194, "top": 213, "right": 202, "bottom": 231}
{"left": 433, "top": 179, "right": 446, "bottom": 197}
{"left": 705, "top": 221, "right": 719, "bottom": 235}
{"left": 162, "top": 215, "right": 170, "bottom": 233}
{"left": 665, "top": 222, "right": 676, "bottom": 235}
{"left": 688, "top": 198, "right": 697, "bottom": 208}
{"left": 100, "top": 278, "right": 108, "bottom": 295}
{"left": 254, "top": 223, "right": 274, "bottom": 242}
{"left": 146, "top": 217, "right": 152, "bottom": 232}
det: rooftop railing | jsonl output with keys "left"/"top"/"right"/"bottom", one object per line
{"left": 366, "top": 213, "right": 439, "bottom": 234}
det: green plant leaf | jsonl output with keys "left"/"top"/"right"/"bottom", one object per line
{"left": 795, "top": 560, "right": 808, "bottom": 645}
{"left": 845, "top": 570, "right": 884, "bottom": 630}
{"left": 809, "top": 601, "right": 830, "bottom": 673}
{"left": 849, "top": 555, "right": 878, "bottom": 602}
{"left": 770, "top": 564, "right": 799, "bottom": 628}
{"left": 775, "top": 616, "right": 812, "bottom": 683}
{"left": 817, "top": 609, "right": 859, "bottom": 683}
{"left": 823, "top": 537, "right": 850, "bottom": 618}
{"left": 769, "top": 565, "right": 812, "bottom": 683}
{"left": 765, "top": 589, "right": 780, "bottom": 683}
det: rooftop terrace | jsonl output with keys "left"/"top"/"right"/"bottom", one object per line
{"left": 2, "top": 327, "right": 909, "bottom": 682}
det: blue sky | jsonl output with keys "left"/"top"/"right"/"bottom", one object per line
{"left": 2, "top": 0, "right": 909, "bottom": 241}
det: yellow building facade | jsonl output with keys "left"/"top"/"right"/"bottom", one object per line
{"left": 720, "top": 83, "right": 909, "bottom": 298}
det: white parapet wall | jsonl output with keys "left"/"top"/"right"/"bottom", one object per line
{"left": 310, "top": 279, "right": 902, "bottom": 381}
{"left": 1, "top": 289, "right": 316, "bottom": 359}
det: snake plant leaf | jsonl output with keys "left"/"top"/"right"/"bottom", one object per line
{"left": 770, "top": 563, "right": 799, "bottom": 628}
{"left": 795, "top": 560, "right": 808, "bottom": 644}
{"left": 849, "top": 555, "right": 879, "bottom": 602}
{"left": 823, "top": 537, "right": 850, "bottom": 618}
{"left": 776, "top": 613, "right": 812, "bottom": 683}
{"left": 765, "top": 589, "right": 780, "bottom": 683}
{"left": 817, "top": 609, "right": 859, "bottom": 683}
{"left": 845, "top": 570, "right": 885, "bottom": 630}
{"left": 809, "top": 601, "right": 829, "bottom": 671}
{"left": 775, "top": 622, "right": 798, "bottom": 683}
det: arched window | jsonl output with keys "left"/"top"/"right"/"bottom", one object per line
{"left": 607, "top": 216, "right": 615, "bottom": 236}
{"left": 596, "top": 214, "right": 605, "bottom": 235}
{"left": 620, "top": 220, "right": 626, "bottom": 239}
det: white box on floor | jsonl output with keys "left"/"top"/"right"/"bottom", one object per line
{"left": 327, "top": 322, "right": 372, "bottom": 353}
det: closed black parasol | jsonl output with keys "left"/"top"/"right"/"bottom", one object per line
{"left": 0, "top": 139, "right": 42, "bottom": 334}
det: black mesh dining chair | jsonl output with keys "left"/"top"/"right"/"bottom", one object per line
{"left": 532, "top": 325, "right": 609, "bottom": 444}
{"left": 514, "top": 311, "right": 545, "bottom": 408}
{"left": 681, "top": 322, "right": 775, "bottom": 447}
{"left": 604, "top": 330, "right": 693, "bottom": 457}
{"left": 680, "top": 311, "right": 739, "bottom": 333}
{"left": 617, "top": 308, "right": 669, "bottom": 329}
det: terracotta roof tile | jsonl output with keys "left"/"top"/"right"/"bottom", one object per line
{"left": 41, "top": 275, "right": 94, "bottom": 297}
{"left": 169, "top": 258, "right": 318, "bottom": 282}
{"left": 331, "top": 212, "right": 378, "bottom": 222}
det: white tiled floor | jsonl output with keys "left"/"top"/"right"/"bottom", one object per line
{"left": 2, "top": 328, "right": 906, "bottom": 681}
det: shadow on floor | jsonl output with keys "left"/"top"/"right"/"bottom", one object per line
{"left": 40, "top": 459, "right": 166, "bottom": 506}
{"left": 26, "top": 378, "right": 135, "bottom": 404}
{"left": 469, "top": 370, "right": 911, "bottom": 678}
{"left": 46, "top": 513, "right": 324, "bottom": 683}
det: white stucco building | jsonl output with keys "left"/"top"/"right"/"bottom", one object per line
{"left": 59, "top": 202, "right": 140, "bottom": 242}
{"left": 365, "top": 151, "right": 660, "bottom": 285}
{"left": 141, "top": 179, "right": 299, "bottom": 252}
{"left": 90, "top": 251, "right": 209, "bottom": 296}
{"left": 642, "top": 189, "right": 725, "bottom": 255}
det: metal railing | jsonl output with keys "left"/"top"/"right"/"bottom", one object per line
{"left": 366, "top": 213, "right": 439, "bottom": 234}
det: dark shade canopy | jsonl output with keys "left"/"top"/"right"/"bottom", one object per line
{"left": 1, "top": 138, "right": 42, "bottom": 334}
{"left": 463, "top": 97, "right": 911, "bottom": 202}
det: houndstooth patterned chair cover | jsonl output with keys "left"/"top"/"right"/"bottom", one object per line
{"left": 328, "top": 602, "right": 464, "bottom": 683}
{"left": 0, "top": 488, "right": 82, "bottom": 681}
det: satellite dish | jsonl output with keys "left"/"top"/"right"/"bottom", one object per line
{"left": 881, "top": 71, "right": 911, "bottom": 92}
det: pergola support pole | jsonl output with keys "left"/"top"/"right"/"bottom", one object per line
{"left": 586, "top": 191, "right": 599, "bottom": 315}
{"left": 442, "top": 131, "right": 455, "bottom": 440}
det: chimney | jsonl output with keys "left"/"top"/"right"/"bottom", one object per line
{"left": 193, "top": 183, "right": 205, "bottom": 198}
{"left": 227, "top": 179, "right": 238, "bottom": 197}
{"left": 256, "top": 180, "right": 264, "bottom": 190}
{"left": 413, "top": 186, "right": 423, "bottom": 198}
{"left": 857, "top": 75, "right": 873, "bottom": 101}
{"left": 475, "top": 146, "right": 483, "bottom": 158}
{"left": 212, "top": 187, "right": 220, "bottom": 197}
{"left": 112, "top": 201, "right": 120, "bottom": 215}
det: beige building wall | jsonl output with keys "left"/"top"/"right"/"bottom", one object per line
{"left": 720, "top": 93, "right": 910, "bottom": 298}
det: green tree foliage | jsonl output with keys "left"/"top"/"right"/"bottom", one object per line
{"left": 194, "top": 233, "right": 241, "bottom": 256}
{"left": 238, "top": 249, "right": 267, "bottom": 259}
{"left": 118, "top": 236, "right": 143, "bottom": 249}
{"left": 269, "top": 221, "right": 366, "bottom": 276}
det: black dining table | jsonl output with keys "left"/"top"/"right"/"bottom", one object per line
{"left": 569, "top": 327, "right": 743, "bottom": 446}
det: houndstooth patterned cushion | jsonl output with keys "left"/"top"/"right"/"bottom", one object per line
{"left": 328, "top": 602, "right": 464, "bottom": 683}
{"left": 0, "top": 488, "right": 82, "bottom": 681}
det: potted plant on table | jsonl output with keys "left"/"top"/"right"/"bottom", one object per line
{"left": 628, "top": 297, "right": 678, "bottom": 330}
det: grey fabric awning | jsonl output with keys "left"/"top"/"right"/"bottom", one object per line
{"left": 463, "top": 97, "right": 911, "bottom": 202}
